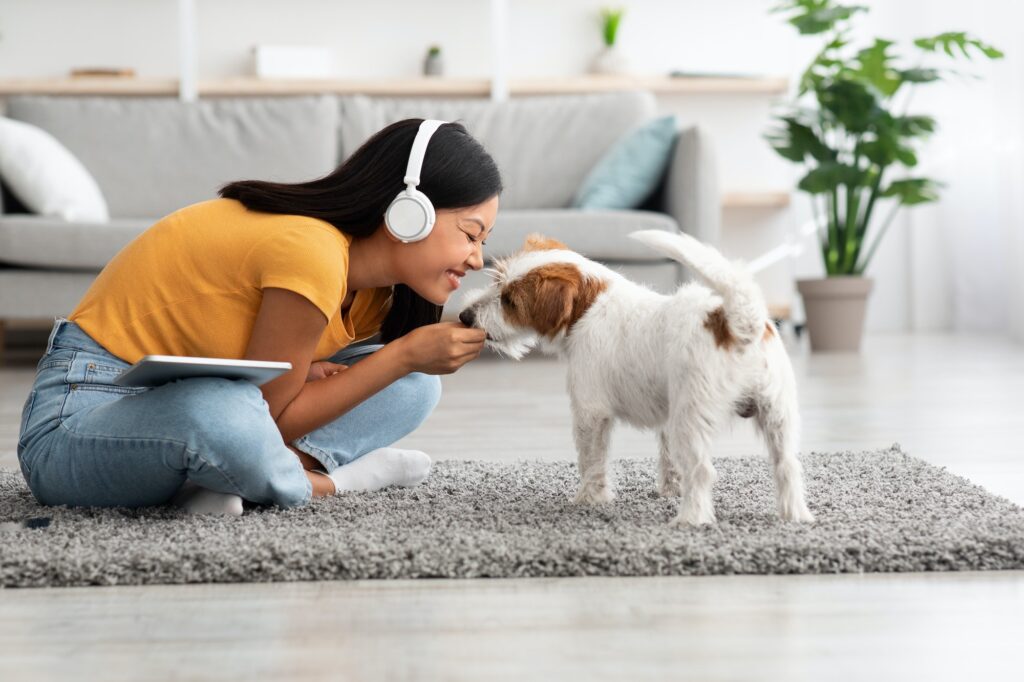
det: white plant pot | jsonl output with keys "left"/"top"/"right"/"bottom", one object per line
{"left": 590, "top": 45, "right": 629, "bottom": 75}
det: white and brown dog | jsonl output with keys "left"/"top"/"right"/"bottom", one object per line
{"left": 457, "top": 231, "right": 814, "bottom": 526}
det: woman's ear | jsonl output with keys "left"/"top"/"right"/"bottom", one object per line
{"left": 379, "top": 221, "right": 403, "bottom": 244}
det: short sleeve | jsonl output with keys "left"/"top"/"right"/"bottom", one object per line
{"left": 245, "top": 223, "right": 346, "bottom": 321}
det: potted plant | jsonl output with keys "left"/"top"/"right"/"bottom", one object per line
{"left": 590, "top": 8, "right": 629, "bottom": 76}
{"left": 766, "top": 0, "right": 1002, "bottom": 351}
{"left": 423, "top": 45, "right": 443, "bottom": 77}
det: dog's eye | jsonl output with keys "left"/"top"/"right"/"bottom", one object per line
{"left": 500, "top": 291, "right": 513, "bottom": 307}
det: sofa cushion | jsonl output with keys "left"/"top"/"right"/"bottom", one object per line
{"left": 572, "top": 114, "right": 678, "bottom": 210}
{"left": 482, "top": 208, "right": 679, "bottom": 261}
{"left": 0, "top": 115, "right": 110, "bottom": 222}
{"left": 0, "top": 214, "right": 149, "bottom": 269}
{"left": 338, "top": 92, "right": 657, "bottom": 211}
{"left": 3, "top": 95, "right": 339, "bottom": 219}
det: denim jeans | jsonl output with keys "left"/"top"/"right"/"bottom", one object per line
{"left": 16, "top": 318, "right": 441, "bottom": 509}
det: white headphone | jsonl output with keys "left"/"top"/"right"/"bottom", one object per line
{"left": 384, "top": 119, "right": 447, "bottom": 243}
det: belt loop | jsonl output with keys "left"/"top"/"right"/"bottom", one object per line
{"left": 44, "top": 317, "right": 66, "bottom": 355}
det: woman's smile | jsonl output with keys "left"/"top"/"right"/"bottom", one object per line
{"left": 445, "top": 268, "right": 465, "bottom": 289}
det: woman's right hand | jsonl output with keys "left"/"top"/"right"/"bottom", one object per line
{"left": 395, "top": 321, "right": 487, "bottom": 375}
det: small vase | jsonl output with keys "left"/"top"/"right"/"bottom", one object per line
{"left": 796, "top": 276, "right": 874, "bottom": 352}
{"left": 424, "top": 53, "right": 444, "bottom": 77}
{"left": 590, "top": 45, "right": 629, "bottom": 75}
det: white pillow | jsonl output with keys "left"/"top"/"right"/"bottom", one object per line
{"left": 0, "top": 116, "right": 109, "bottom": 222}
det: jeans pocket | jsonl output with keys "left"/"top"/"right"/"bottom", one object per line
{"left": 60, "top": 352, "right": 148, "bottom": 425}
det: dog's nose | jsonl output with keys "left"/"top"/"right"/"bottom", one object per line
{"left": 459, "top": 309, "right": 476, "bottom": 327}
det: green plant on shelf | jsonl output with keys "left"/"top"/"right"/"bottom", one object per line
{"left": 765, "top": 0, "right": 1002, "bottom": 276}
{"left": 600, "top": 8, "right": 625, "bottom": 47}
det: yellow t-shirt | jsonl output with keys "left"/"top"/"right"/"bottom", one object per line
{"left": 69, "top": 197, "right": 393, "bottom": 364}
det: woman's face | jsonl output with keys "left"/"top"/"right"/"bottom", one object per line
{"left": 393, "top": 195, "right": 499, "bottom": 306}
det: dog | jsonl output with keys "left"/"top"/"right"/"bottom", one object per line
{"left": 457, "top": 231, "right": 814, "bottom": 526}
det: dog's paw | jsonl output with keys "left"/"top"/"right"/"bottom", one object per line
{"left": 572, "top": 486, "right": 615, "bottom": 505}
{"left": 779, "top": 500, "right": 815, "bottom": 523}
{"left": 671, "top": 506, "right": 717, "bottom": 527}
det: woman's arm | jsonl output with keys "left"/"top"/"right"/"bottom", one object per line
{"left": 243, "top": 287, "right": 414, "bottom": 443}
{"left": 244, "top": 287, "right": 484, "bottom": 444}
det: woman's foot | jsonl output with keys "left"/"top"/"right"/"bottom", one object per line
{"left": 327, "top": 447, "right": 432, "bottom": 493}
{"left": 171, "top": 480, "right": 244, "bottom": 516}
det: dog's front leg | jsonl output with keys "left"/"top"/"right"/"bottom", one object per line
{"left": 571, "top": 411, "right": 614, "bottom": 504}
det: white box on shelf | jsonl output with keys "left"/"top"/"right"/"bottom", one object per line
{"left": 252, "top": 45, "right": 334, "bottom": 79}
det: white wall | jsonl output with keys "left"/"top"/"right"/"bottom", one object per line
{"left": 1, "top": 0, "right": 1020, "bottom": 337}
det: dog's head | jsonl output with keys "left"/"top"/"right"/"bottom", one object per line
{"left": 457, "top": 234, "right": 608, "bottom": 359}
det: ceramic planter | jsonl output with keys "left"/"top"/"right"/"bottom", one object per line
{"left": 796, "top": 276, "right": 874, "bottom": 352}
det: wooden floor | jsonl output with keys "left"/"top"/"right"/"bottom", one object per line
{"left": 2, "top": 331, "right": 1024, "bottom": 681}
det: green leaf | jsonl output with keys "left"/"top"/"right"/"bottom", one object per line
{"left": 797, "top": 34, "right": 849, "bottom": 95}
{"left": 781, "top": 2, "right": 869, "bottom": 35}
{"left": 600, "top": 8, "right": 625, "bottom": 46}
{"left": 899, "top": 67, "right": 941, "bottom": 84}
{"left": 881, "top": 178, "right": 943, "bottom": 205}
{"left": 914, "top": 32, "right": 1004, "bottom": 61}
{"left": 766, "top": 116, "right": 836, "bottom": 163}
{"left": 798, "top": 161, "right": 864, "bottom": 194}
{"left": 894, "top": 114, "right": 936, "bottom": 137}
{"left": 854, "top": 38, "right": 902, "bottom": 97}
{"left": 817, "top": 78, "right": 881, "bottom": 132}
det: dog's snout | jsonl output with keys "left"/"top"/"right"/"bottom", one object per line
{"left": 459, "top": 308, "right": 476, "bottom": 327}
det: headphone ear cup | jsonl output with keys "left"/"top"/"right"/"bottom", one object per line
{"left": 385, "top": 188, "right": 436, "bottom": 243}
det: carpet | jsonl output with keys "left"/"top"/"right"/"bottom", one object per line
{"left": 2, "top": 444, "right": 1023, "bottom": 588}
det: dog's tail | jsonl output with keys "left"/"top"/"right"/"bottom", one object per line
{"left": 629, "top": 229, "right": 767, "bottom": 347}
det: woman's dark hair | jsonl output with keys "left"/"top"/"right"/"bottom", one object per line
{"left": 218, "top": 119, "right": 503, "bottom": 342}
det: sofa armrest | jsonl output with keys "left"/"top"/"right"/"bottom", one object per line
{"left": 660, "top": 126, "right": 721, "bottom": 246}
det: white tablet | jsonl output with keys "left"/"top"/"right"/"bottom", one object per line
{"left": 113, "top": 355, "right": 293, "bottom": 388}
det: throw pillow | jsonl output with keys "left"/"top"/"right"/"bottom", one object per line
{"left": 0, "top": 116, "right": 109, "bottom": 221}
{"left": 571, "top": 114, "right": 678, "bottom": 210}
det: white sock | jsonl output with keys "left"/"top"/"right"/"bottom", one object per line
{"left": 170, "top": 480, "right": 244, "bottom": 517}
{"left": 327, "top": 447, "right": 432, "bottom": 493}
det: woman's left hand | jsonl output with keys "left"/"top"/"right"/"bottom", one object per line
{"left": 306, "top": 361, "right": 348, "bottom": 382}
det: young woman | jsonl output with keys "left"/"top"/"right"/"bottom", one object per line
{"left": 16, "top": 118, "right": 501, "bottom": 516}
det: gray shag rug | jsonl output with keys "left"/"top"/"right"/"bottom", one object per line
{"left": 3, "top": 444, "right": 1023, "bottom": 588}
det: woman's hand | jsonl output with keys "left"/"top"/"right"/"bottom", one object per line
{"left": 306, "top": 361, "right": 348, "bottom": 382}
{"left": 395, "top": 321, "right": 486, "bottom": 375}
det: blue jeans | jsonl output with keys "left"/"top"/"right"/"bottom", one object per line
{"left": 16, "top": 318, "right": 441, "bottom": 509}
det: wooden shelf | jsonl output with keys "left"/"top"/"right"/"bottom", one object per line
{"left": 0, "top": 75, "right": 788, "bottom": 97}
{"left": 722, "top": 192, "right": 791, "bottom": 209}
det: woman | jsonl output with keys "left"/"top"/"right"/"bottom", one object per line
{"left": 16, "top": 118, "right": 501, "bottom": 516}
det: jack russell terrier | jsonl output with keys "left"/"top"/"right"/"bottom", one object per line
{"left": 457, "top": 231, "right": 814, "bottom": 527}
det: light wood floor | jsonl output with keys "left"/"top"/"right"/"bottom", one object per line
{"left": 2, "top": 331, "right": 1024, "bottom": 681}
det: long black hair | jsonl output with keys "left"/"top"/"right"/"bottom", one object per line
{"left": 218, "top": 119, "right": 503, "bottom": 342}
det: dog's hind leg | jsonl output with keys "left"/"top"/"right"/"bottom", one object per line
{"left": 571, "top": 411, "right": 615, "bottom": 504}
{"left": 656, "top": 429, "right": 682, "bottom": 497}
{"left": 752, "top": 356, "right": 815, "bottom": 523}
{"left": 666, "top": 398, "right": 723, "bottom": 526}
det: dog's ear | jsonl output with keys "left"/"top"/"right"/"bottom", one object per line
{"left": 523, "top": 233, "right": 568, "bottom": 252}
{"left": 514, "top": 264, "right": 606, "bottom": 338}
{"left": 529, "top": 270, "right": 577, "bottom": 336}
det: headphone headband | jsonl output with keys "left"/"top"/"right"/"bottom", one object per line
{"left": 404, "top": 119, "right": 446, "bottom": 188}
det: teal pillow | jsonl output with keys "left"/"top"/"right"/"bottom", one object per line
{"left": 571, "top": 115, "right": 678, "bottom": 210}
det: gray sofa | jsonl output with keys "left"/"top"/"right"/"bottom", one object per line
{"left": 0, "top": 91, "right": 719, "bottom": 350}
